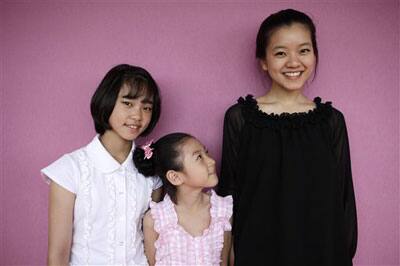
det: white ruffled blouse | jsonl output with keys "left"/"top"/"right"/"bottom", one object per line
{"left": 41, "top": 135, "right": 162, "bottom": 265}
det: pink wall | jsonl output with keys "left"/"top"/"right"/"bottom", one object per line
{"left": 1, "top": 1, "right": 399, "bottom": 265}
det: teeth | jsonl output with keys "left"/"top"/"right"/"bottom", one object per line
{"left": 284, "top": 71, "right": 301, "bottom": 77}
{"left": 127, "top": 125, "right": 139, "bottom": 129}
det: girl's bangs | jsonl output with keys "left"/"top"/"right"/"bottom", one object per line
{"left": 124, "top": 77, "right": 154, "bottom": 101}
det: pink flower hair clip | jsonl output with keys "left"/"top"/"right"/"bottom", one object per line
{"left": 141, "top": 140, "right": 154, "bottom": 160}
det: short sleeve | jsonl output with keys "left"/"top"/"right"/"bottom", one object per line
{"left": 151, "top": 176, "right": 163, "bottom": 190}
{"left": 210, "top": 191, "right": 233, "bottom": 231}
{"left": 218, "top": 103, "right": 245, "bottom": 196}
{"left": 41, "top": 154, "right": 80, "bottom": 194}
{"left": 221, "top": 195, "right": 233, "bottom": 231}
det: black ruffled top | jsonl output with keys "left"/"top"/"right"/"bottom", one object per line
{"left": 218, "top": 95, "right": 357, "bottom": 266}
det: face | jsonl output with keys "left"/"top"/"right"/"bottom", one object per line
{"left": 107, "top": 84, "right": 153, "bottom": 142}
{"left": 261, "top": 23, "right": 316, "bottom": 91}
{"left": 178, "top": 137, "right": 218, "bottom": 189}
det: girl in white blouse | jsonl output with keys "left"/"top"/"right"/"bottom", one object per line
{"left": 41, "top": 64, "right": 163, "bottom": 266}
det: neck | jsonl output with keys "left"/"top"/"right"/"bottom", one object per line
{"left": 99, "top": 131, "right": 132, "bottom": 164}
{"left": 263, "top": 83, "right": 307, "bottom": 104}
{"left": 175, "top": 187, "right": 205, "bottom": 210}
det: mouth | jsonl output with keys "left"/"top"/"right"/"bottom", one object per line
{"left": 283, "top": 71, "right": 303, "bottom": 78}
{"left": 125, "top": 124, "right": 141, "bottom": 130}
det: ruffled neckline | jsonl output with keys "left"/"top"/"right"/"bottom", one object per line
{"left": 164, "top": 190, "right": 217, "bottom": 239}
{"left": 238, "top": 94, "right": 332, "bottom": 129}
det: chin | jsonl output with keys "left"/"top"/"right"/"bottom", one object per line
{"left": 209, "top": 177, "right": 219, "bottom": 187}
{"left": 277, "top": 81, "right": 306, "bottom": 91}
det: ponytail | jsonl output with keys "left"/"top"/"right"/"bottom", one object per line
{"left": 132, "top": 133, "right": 192, "bottom": 203}
{"left": 133, "top": 143, "right": 156, "bottom": 177}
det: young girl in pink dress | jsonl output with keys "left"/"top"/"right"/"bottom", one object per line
{"left": 133, "top": 133, "right": 233, "bottom": 266}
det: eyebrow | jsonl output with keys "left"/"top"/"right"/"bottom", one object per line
{"left": 192, "top": 146, "right": 206, "bottom": 156}
{"left": 272, "top": 42, "right": 312, "bottom": 50}
{"left": 192, "top": 150, "right": 201, "bottom": 156}
{"left": 121, "top": 95, "right": 153, "bottom": 104}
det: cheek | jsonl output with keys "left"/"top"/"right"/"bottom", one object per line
{"left": 305, "top": 55, "right": 316, "bottom": 68}
{"left": 143, "top": 112, "right": 152, "bottom": 124}
{"left": 266, "top": 59, "right": 284, "bottom": 73}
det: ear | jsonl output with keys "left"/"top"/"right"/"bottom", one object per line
{"left": 166, "top": 170, "right": 184, "bottom": 186}
{"left": 259, "top": 59, "right": 268, "bottom": 72}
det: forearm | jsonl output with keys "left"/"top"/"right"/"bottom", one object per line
{"left": 48, "top": 181, "right": 75, "bottom": 266}
{"left": 47, "top": 249, "right": 70, "bottom": 266}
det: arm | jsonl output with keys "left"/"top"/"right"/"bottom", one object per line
{"left": 47, "top": 181, "right": 75, "bottom": 266}
{"left": 143, "top": 211, "right": 158, "bottom": 266}
{"left": 220, "top": 217, "right": 233, "bottom": 266}
{"left": 218, "top": 104, "right": 244, "bottom": 197}
{"left": 151, "top": 187, "right": 163, "bottom": 202}
{"left": 229, "top": 237, "right": 234, "bottom": 266}
{"left": 331, "top": 110, "right": 358, "bottom": 258}
{"left": 220, "top": 231, "right": 232, "bottom": 266}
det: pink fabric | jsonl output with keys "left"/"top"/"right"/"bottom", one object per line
{"left": 150, "top": 190, "right": 233, "bottom": 265}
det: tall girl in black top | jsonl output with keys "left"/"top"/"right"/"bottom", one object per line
{"left": 218, "top": 9, "right": 357, "bottom": 266}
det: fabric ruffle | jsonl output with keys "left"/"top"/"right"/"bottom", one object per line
{"left": 127, "top": 170, "right": 138, "bottom": 255}
{"left": 238, "top": 95, "right": 332, "bottom": 130}
{"left": 210, "top": 190, "right": 233, "bottom": 231}
{"left": 78, "top": 150, "right": 92, "bottom": 265}
{"left": 151, "top": 191, "right": 232, "bottom": 265}
{"left": 150, "top": 198, "right": 177, "bottom": 234}
{"left": 105, "top": 175, "right": 116, "bottom": 264}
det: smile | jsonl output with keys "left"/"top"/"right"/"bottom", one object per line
{"left": 125, "top": 124, "right": 140, "bottom": 129}
{"left": 283, "top": 71, "right": 302, "bottom": 77}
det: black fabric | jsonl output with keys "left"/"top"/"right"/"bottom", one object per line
{"left": 218, "top": 95, "right": 357, "bottom": 266}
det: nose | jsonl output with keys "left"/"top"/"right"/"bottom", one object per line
{"left": 206, "top": 154, "right": 216, "bottom": 167}
{"left": 286, "top": 52, "right": 301, "bottom": 68}
{"left": 129, "top": 105, "right": 142, "bottom": 121}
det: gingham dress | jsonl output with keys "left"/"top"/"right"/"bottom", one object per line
{"left": 150, "top": 190, "right": 233, "bottom": 266}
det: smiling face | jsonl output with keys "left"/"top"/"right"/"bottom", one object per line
{"left": 178, "top": 137, "right": 218, "bottom": 189}
{"left": 107, "top": 84, "right": 153, "bottom": 143}
{"left": 260, "top": 23, "right": 316, "bottom": 91}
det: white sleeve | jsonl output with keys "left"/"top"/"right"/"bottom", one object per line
{"left": 41, "top": 154, "right": 80, "bottom": 194}
{"left": 152, "top": 176, "right": 163, "bottom": 190}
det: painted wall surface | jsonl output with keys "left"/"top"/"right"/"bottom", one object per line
{"left": 1, "top": 1, "right": 399, "bottom": 265}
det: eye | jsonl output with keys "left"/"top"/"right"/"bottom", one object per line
{"left": 196, "top": 154, "right": 203, "bottom": 160}
{"left": 143, "top": 106, "right": 153, "bottom": 112}
{"left": 122, "top": 101, "right": 133, "bottom": 107}
{"left": 274, "top": 51, "right": 286, "bottom": 57}
{"left": 300, "top": 48, "right": 311, "bottom": 55}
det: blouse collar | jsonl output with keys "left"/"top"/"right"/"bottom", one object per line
{"left": 86, "top": 135, "right": 136, "bottom": 174}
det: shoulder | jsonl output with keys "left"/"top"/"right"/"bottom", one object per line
{"left": 327, "top": 103, "right": 347, "bottom": 128}
{"left": 143, "top": 209, "right": 155, "bottom": 228}
{"left": 224, "top": 102, "right": 243, "bottom": 120}
{"left": 210, "top": 190, "right": 233, "bottom": 231}
{"left": 224, "top": 95, "right": 256, "bottom": 126}
{"left": 41, "top": 145, "right": 87, "bottom": 194}
{"left": 149, "top": 197, "right": 176, "bottom": 233}
{"left": 226, "top": 95, "right": 255, "bottom": 114}
{"left": 210, "top": 190, "right": 233, "bottom": 218}
{"left": 42, "top": 147, "right": 85, "bottom": 175}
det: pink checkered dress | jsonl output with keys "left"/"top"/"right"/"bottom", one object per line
{"left": 149, "top": 190, "right": 233, "bottom": 265}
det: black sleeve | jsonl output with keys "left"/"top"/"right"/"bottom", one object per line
{"left": 331, "top": 109, "right": 358, "bottom": 258}
{"left": 218, "top": 103, "right": 245, "bottom": 197}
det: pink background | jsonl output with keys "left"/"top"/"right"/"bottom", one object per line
{"left": 1, "top": 1, "right": 399, "bottom": 265}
